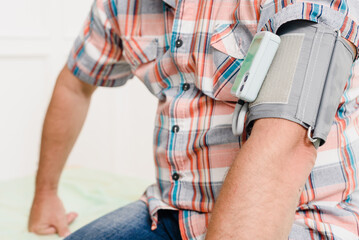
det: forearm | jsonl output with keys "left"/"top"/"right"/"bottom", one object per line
{"left": 35, "top": 66, "right": 96, "bottom": 194}
{"left": 206, "top": 119, "right": 317, "bottom": 239}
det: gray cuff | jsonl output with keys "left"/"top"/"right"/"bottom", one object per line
{"left": 246, "top": 21, "right": 354, "bottom": 147}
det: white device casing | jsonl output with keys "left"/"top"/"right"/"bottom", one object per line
{"left": 233, "top": 32, "right": 281, "bottom": 102}
{"left": 231, "top": 31, "right": 281, "bottom": 136}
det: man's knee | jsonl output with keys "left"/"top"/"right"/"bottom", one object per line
{"left": 65, "top": 201, "right": 152, "bottom": 240}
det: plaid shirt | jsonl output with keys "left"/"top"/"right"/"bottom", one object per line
{"left": 68, "top": 0, "right": 359, "bottom": 239}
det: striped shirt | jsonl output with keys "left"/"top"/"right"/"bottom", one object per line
{"left": 67, "top": 0, "right": 359, "bottom": 239}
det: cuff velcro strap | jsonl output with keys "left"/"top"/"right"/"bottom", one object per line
{"left": 245, "top": 21, "right": 355, "bottom": 147}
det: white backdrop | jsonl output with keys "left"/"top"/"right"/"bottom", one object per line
{"left": 0, "top": 0, "right": 157, "bottom": 181}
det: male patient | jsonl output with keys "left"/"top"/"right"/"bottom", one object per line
{"left": 28, "top": 0, "right": 359, "bottom": 239}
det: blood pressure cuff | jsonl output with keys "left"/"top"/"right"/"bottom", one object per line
{"left": 245, "top": 20, "right": 356, "bottom": 148}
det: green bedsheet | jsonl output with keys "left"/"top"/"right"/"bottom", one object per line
{"left": 0, "top": 168, "right": 152, "bottom": 240}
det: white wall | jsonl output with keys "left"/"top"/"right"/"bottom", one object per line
{"left": 0, "top": 0, "right": 157, "bottom": 181}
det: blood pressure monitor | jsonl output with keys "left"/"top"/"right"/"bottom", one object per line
{"left": 231, "top": 31, "right": 281, "bottom": 136}
{"left": 231, "top": 31, "right": 281, "bottom": 102}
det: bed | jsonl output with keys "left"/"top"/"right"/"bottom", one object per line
{"left": 0, "top": 168, "right": 151, "bottom": 240}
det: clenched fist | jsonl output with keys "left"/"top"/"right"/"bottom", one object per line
{"left": 28, "top": 191, "right": 78, "bottom": 237}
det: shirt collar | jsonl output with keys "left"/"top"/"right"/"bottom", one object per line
{"left": 162, "top": 0, "right": 176, "bottom": 9}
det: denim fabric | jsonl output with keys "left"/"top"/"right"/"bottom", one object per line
{"left": 65, "top": 200, "right": 182, "bottom": 240}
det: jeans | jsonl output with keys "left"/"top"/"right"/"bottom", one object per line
{"left": 65, "top": 200, "right": 182, "bottom": 240}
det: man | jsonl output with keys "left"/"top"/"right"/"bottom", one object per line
{"left": 28, "top": 0, "right": 359, "bottom": 239}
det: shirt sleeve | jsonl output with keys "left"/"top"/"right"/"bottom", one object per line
{"left": 67, "top": 0, "right": 133, "bottom": 87}
{"left": 258, "top": 0, "right": 359, "bottom": 60}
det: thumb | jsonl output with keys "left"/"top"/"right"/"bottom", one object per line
{"left": 66, "top": 212, "right": 78, "bottom": 224}
{"left": 56, "top": 221, "right": 71, "bottom": 238}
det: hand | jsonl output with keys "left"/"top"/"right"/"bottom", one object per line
{"left": 28, "top": 191, "right": 78, "bottom": 237}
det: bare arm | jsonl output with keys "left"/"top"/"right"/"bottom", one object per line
{"left": 206, "top": 118, "right": 317, "bottom": 239}
{"left": 205, "top": 36, "right": 356, "bottom": 240}
{"left": 28, "top": 66, "right": 97, "bottom": 237}
{"left": 344, "top": 38, "right": 357, "bottom": 58}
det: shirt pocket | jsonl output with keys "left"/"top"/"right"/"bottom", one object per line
{"left": 122, "top": 36, "right": 159, "bottom": 69}
{"left": 210, "top": 23, "right": 246, "bottom": 102}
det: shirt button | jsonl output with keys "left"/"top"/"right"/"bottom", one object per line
{"left": 172, "top": 173, "right": 180, "bottom": 181}
{"left": 182, "top": 83, "right": 190, "bottom": 91}
{"left": 175, "top": 39, "right": 183, "bottom": 48}
{"left": 172, "top": 125, "right": 180, "bottom": 133}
